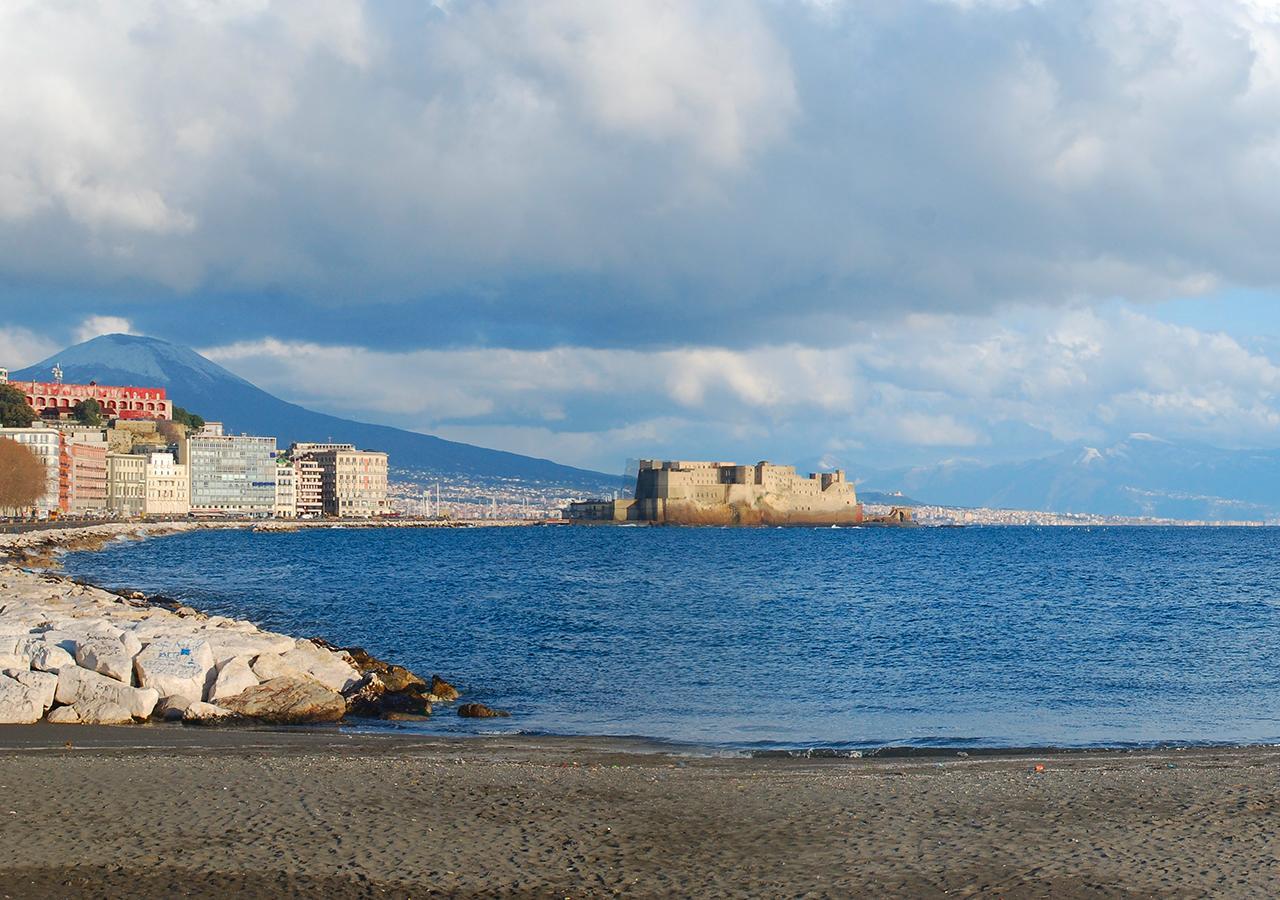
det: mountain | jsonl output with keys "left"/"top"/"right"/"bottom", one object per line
{"left": 11, "top": 334, "right": 619, "bottom": 490}
{"left": 859, "top": 434, "right": 1280, "bottom": 521}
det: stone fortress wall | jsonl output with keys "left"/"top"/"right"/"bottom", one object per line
{"left": 569, "top": 459, "right": 864, "bottom": 526}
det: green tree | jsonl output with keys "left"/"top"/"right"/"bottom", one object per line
{"left": 0, "top": 384, "right": 35, "bottom": 428}
{"left": 72, "top": 397, "right": 103, "bottom": 425}
{"left": 173, "top": 406, "right": 206, "bottom": 431}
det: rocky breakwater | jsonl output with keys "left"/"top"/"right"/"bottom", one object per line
{"left": 0, "top": 525, "right": 462, "bottom": 726}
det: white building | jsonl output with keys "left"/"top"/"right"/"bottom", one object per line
{"left": 0, "top": 427, "right": 60, "bottom": 516}
{"left": 145, "top": 452, "right": 189, "bottom": 516}
{"left": 107, "top": 453, "right": 146, "bottom": 517}
{"left": 274, "top": 458, "right": 297, "bottom": 518}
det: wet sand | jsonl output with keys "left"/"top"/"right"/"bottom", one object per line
{"left": 1, "top": 726, "right": 1278, "bottom": 898}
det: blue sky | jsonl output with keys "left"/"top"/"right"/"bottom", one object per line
{"left": 3, "top": 0, "right": 1280, "bottom": 474}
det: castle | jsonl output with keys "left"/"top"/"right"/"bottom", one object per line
{"left": 566, "top": 459, "right": 864, "bottom": 526}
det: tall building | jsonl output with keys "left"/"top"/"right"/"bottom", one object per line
{"left": 182, "top": 433, "right": 277, "bottom": 517}
{"left": 64, "top": 438, "right": 108, "bottom": 515}
{"left": 12, "top": 378, "right": 172, "bottom": 421}
{"left": 294, "top": 457, "right": 323, "bottom": 518}
{"left": 106, "top": 453, "right": 146, "bottom": 517}
{"left": 0, "top": 427, "right": 61, "bottom": 516}
{"left": 274, "top": 456, "right": 297, "bottom": 519}
{"left": 292, "top": 444, "right": 389, "bottom": 518}
{"left": 144, "top": 452, "right": 189, "bottom": 516}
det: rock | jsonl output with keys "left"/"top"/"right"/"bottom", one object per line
{"left": 209, "top": 657, "right": 258, "bottom": 703}
{"left": 341, "top": 646, "right": 388, "bottom": 675}
{"left": 221, "top": 676, "right": 347, "bottom": 724}
{"left": 133, "top": 639, "right": 215, "bottom": 700}
{"left": 380, "top": 665, "right": 427, "bottom": 694}
{"left": 250, "top": 652, "right": 301, "bottom": 682}
{"left": 182, "top": 701, "right": 234, "bottom": 723}
{"left": 279, "top": 642, "right": 361, "bottom": 693}
{"left": 55, "top": 666, "right": 158, "bottom": 719}
{"left": 73, "top": 636, "right": 136, "bottom": 683}
{"left": 430, "top": 675, "right": 460, "bottom": 702}
{"left": 343, "top": 672, "right": 386, "bottom": 717}
{"left": 0, "top": 675, "right": 42, "bottom": 723}
{"left": 380, "top": 691, "right": 432, "bottom": 717}
{"left": 4, "top": 669, "right": 57, "bottom": 711}
{"left": 0, "top": 653, "right": 27, "bottom": 671}
{"left": 457, "top": 703, "right": 509, "bottom": 719}
{"left": 29, "top": 642, "right": 74, "bottom": 673}
{"left": 156, "top": 695, "right": 196, "bottom": 722}
{"left": 76, "top": 699, "right": 134, "bottom": 724}
{"left": 45, "top": 705, "right": 80, "bottom": 724}
{"left": 112, "top": 630, "right": 143, "bottom": 658}
{"left": 204, "top": 633, "right": 296, "bottom": 667}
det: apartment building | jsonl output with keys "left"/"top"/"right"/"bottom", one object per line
{"left": 182, "top": 433, "right": 277, "bottom": 516}
{"left": 274, "top": 457, "right": 297, "bottom": 519}
{"left": 291, "top": 444, "right": 389, "bottom": 518}
{"left": 0, "top": 427, "right": 61, "bottom": 516}
{"left": 106, "top": 453, "right": 146, "bottom": 517}
{"left": 294, "top": 457, "right": 323, "bottom": 518}
{"left": 145, "top": 452, "right": 189, "bottom": 516}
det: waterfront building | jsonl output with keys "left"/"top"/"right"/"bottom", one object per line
{"left": 0, "top": 367, "right": 7, "bottom": 383}
{"left": 294, "top": 457, "right": 323, "bottom": 518}
{"left": 144, "top": 452, "right": 189, "bottom": 516}
{"left": 106, "top": 453, "right": 146, "bottom": 517}
{"left": 65, "top": 438, "right": 108, "bottom": 515}
{"left": 12, "top": 378, "right": 172, "bottom": 421}
{"left": 181, "top": 433, "right": 277, "bottom": 517}
{"left": 0, "top": 427, "right": 61, "bottom": 516}
{"left": 198, "top": 422, "right": 225, "bottom": 437}
{"left": 293, "top": 444, "right": 389, "bottom": 518}
{"left": 566, "top": 459, "right": 862, "bottom": 526}
{"left": 274, "top": 457, "right": 297, "bottom": 519}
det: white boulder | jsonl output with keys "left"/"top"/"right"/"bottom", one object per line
{"left": 250, "top": 652, "right": 304, "bottom": 683}
{"left": 76, "top": 699, "right": 134, "bottom": 724}
{"left": 74, "top": 636, "right": 136, "bottom": 683}
{"left": 209, "top": 657, "right": 259, "bottom": 703}
{"left": 29, "top": 642, "right": 74, "bottom": 673}
{"left": 0, "top": 675, "right": 42, "bottom": 723}
{"left": 133, "top": 639, "right": 215, "bottom": 700}
{"left": 55, "top": 665, "right": 158, "bottom": 719}
{"left": 155, "top": 695, "right": 197, "bottom": 722}
{"left": 280, "top": 642, "right": 360, "bottom": 692}
{"left": 3, "top": 669, "right": 57, "bottom": 711}
{"left": 205, "top": 633, "right": 296, "bottom": 666}
{"left": 45, "top": 705, "right": 80, "bottom": 724}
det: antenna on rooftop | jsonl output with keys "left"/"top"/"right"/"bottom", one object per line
{"left": 52, "top": 363, "right": 63, "bottom": 384}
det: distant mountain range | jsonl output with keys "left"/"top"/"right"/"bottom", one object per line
{"left": 11, "top": 334, "right": 620, "bottom": 491}
{"left": 858, "top": 434, "right": 1280, "bottom": 521}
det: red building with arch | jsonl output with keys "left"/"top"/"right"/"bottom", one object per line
{"left": 13, "top": 381, "right": 172, "bottom": 421}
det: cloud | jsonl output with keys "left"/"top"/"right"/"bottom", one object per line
{"left": 6, "top": 0, "right": 1280, "bottom": 349}
{"left": 0, "top": 327, "right": 57, "bottom": 370}
{"left": 74, "top": 316, "right": 135, "bottom": 343}
{"left": 201, "top": 304, "right": 1280, "bottom": 470}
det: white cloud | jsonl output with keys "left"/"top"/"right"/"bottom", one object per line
{"left": 200, "top": 303, "right": 1280, "bottom": 471}
{"left": 0, "top": 327, "right": 56, "bottom": 370}
{"left": 74, "top": 316, "right": 135, "bottom": 343}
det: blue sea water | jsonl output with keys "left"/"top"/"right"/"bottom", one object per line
{"left": 61, "top": 525, "right": 1280, "bottom": 752}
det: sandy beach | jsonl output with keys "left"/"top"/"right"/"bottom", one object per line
{"left": 0, "top": 726, "right": 1276, "bottom": 898}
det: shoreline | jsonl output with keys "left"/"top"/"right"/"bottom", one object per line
{"left": 3, "top": 727, "right": 1280, "bottom": 897}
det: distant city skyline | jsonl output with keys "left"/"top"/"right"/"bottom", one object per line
{"left": 4, "top": 2, "right": 1280, "bottom": 474}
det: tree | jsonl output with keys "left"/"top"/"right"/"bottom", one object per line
{"left": 72, "top": 397, "right": 103, "bottom": 425}
{"left": 0, "top": 384, "right": 35, "bottom": 428}
{"left": 173, "top": 406, "right": 205, "bottom": 431}
{"left": 0, "top": 438, "right": 45, "bottom": 515}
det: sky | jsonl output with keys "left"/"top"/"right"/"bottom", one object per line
{"left": 3, "top": 0, "right": 1280, "bottom": 474}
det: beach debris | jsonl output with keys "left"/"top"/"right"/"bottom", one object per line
{"left": 220, "top": 675, "right": 347, "bottom": 724}
{"left": 458, "top": 703, "right": 510, "bottom": 719}
{"left": 1033, "top": 763, "right": 1046, "bottom": 773}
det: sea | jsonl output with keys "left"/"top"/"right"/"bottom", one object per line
{"left": 62, "top": 524, "right": 1280, "bottom": 754}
